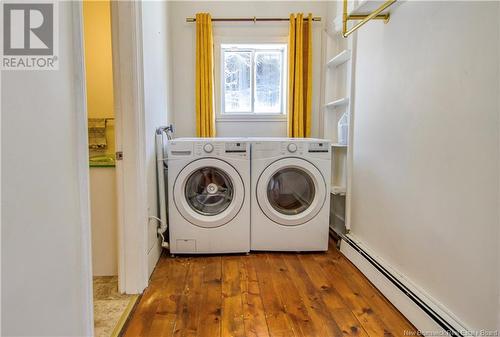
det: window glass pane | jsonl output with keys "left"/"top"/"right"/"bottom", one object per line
{"left": 224, "top": 51, "right": 251, "bottom": 113}
{"left": 255, "top": 51, "right": 282, "bottom": 113}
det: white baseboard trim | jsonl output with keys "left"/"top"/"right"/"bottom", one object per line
{"left": 340, "top": 234, "right": 470, "bottom": 337}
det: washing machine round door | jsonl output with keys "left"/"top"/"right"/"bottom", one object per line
{"left": 173, "top": 158, "right": 244, "bottom": 228}
{"left": 256, "top": 158, "right": 326, "bottom": 226}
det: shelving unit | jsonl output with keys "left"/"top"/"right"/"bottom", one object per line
{"left": 322, "top": 1, "right": 357, "bottom": 235}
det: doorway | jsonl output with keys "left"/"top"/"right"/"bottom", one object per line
{"left": 82, "top": 1, "right": 148, "bottom": 335}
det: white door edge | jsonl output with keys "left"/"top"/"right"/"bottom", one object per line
{"left": 72, "top": 1, "right": 94, "bottom": 335}
{"left": 111, "top": 0, "right": 149, "bottom": 294}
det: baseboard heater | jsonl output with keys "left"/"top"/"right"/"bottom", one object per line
{"left": 338, "top": 232, "right": 464, "bottom": 337}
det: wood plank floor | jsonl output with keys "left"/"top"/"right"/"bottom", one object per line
{"left": 122, "top": 239, "right": 417, "bottom": 337}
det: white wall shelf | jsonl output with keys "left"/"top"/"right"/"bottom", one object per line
{"left": 331, "top": 185, "right": 347, "bottom": 196}
{"left": 350, "top": 0, "right": 393, "bottom": 16}
{"left": 334, "top": 213, "right": 345, "bottom": 222}
{"left": 327, "top": 49, "right": 351, "bottom": 68}
{"left": 325, "top": 97, "right": 349, "bottom": 109}
{"left": 332, "top": 143, "right": 348, "bottom": 148}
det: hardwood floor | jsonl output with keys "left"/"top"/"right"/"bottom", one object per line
{"left": 122, "top": 239, "right": 416, "bottom": 337}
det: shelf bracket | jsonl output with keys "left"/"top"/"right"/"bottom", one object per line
{"left": 342, "top": 0, "right": 397, "bottom": 38}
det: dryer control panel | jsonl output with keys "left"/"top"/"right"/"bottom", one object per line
{"left": 308, "top": 142, "right": 329, "bottom": 153}
{"left": 281, "top": 142, "right": 305, "bottom": 155}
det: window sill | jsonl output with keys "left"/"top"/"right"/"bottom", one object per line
{"left": 216, "top": 115, "right": 287, "bottom": 123}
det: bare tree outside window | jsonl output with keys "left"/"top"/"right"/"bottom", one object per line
{"left": 221, "top": 44, "right": 286, "bottom": 116}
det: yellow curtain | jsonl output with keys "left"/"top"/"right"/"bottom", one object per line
{"left": 288, "top": 13, "right": 313, "bottom": 138}
{"left": 195, "top": 13, "right": 215, "bottom": 137}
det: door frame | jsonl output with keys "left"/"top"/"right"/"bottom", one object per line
{"left": 74, "top": 0, "right": 150, "bottom": 333}
{"left": 110, "top": 0, "right": 149, "bottom": 294}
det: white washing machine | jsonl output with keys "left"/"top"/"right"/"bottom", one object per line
{"left": 251, "top": 138, "right": 331, "bottom": 251}
{"left": 166, "top": 138, "right": 250, "bottom": 254}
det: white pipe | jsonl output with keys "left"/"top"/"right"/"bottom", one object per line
{"left": 155, "top": 129, "right": 168, "bottom": 248}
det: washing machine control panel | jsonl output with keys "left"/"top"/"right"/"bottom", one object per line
{"left": 195, "top": 142, "right": 222, "bottom": 155}
{"left": 193, "top": 141, "right": 248, "bottom": 158}
{"left": 225, "top": 142, "right": 248, "bottom": 154}
{"left": 203, "top": 143, "right": 214, "bottom": 153}
{"left": 280, "top": 142, "right": 305, "bottom": 155}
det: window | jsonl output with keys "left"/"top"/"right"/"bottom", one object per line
{"left": 220, "top": 43, "right": 287, "bottom": 118}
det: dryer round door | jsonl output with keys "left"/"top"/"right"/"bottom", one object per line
{"left": 256, "top": 158, "right": 326, "bottom": 226}
{"left": 173, "top": 158, "right": 245, "bottom": 228}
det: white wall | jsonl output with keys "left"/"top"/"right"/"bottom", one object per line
{"left": 141, "top": 0, "right": 172, "bottom": 275}
{"left": 168, "top": 1, "right": 327, "bottom": 138}
{"left": 1, "top": 2, "right": 93, "bottom": 336}
{"left": 498, "top": 3, "right": 500, "bottom": 329}
{"left": 350, "top": 1, "right": 499, "bottom": 331}
{"left": 90, "top": 168, "right": 118, "bottom": 276}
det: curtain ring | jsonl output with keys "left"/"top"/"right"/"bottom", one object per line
{"left": 253, "top": 16, "right": 256, "bottom": 24}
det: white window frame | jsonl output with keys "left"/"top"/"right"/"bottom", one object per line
{"left": 214, "top": 36, "right": 288, "bottom": 122}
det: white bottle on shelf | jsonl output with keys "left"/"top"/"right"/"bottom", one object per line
{"left": 337, "top": 112, "right": 348, "bottom": 145}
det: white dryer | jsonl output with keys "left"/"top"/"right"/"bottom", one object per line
{"left": 166, "top": 138, "right": 250, "bottom": 254}
{"left": 251, "top": 138, "right": 331, "bottom": 251}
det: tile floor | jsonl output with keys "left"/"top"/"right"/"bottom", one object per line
{"left": 93, "top": 276, "right": 138, "bottom": 337}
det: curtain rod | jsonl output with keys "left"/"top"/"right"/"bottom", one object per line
{"left": 186, "top": 16, "right": 321, "bottom": 23}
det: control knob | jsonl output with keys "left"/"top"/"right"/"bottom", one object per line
{"left": 203, "top": 143, "right": 214, "bottom": 153}
{"left": 287, "top": 143, "right": 298, "bottom": 153}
